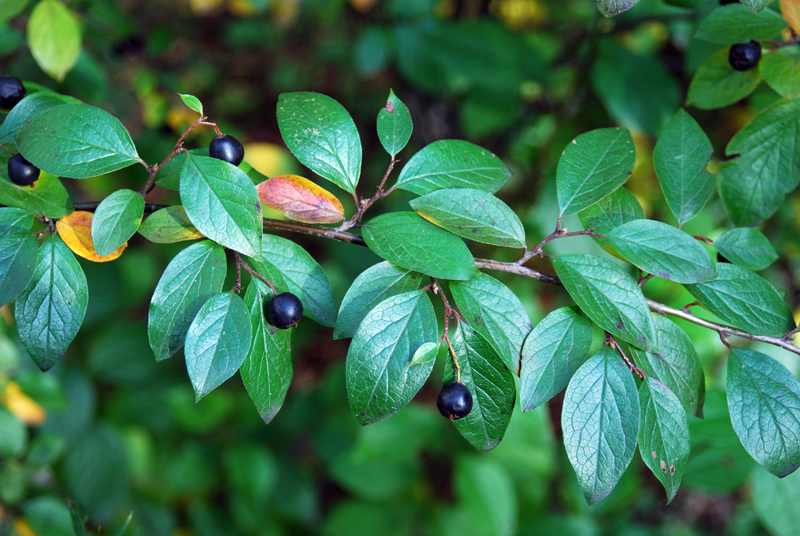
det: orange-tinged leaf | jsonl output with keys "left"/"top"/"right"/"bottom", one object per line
{"left": 56, "top": 211, "right": 127, "bottom": 262}
{"left": 783, "top": 0, "right": 800, "bottom": 35}
{"left": 2, "top": 382, "right": 46, "bottom": 426}
{"left": 257, "top": 175, "right": 345, "bottom": 224}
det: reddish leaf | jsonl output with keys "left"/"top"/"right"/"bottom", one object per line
{"left": 257, "top": 175, "right": 345, "bottom": 224}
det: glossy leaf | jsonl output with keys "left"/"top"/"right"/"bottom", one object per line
{"left": 334, "top": 261, "right": 423, "bottom": 340}
{"left": 409, "top": 342, "right": 438, "bottom": 368}
{"left": 14, "top": 236, "right": 88, "bottom": 371}
{"left": 345, "top": 291, "right": 438, "bottom": 425}
{"left": 16, "top": 103, "right": 140, "bottom": 178}
{"left": 91, "top": 189, "right": 144, "bottom": 257}
{"left": 409, "top": 188, "right": 525, "bottom": 248}
{"left": 395, "top": 140, "right": 512, "bottom": 195}
{"left": 638, "top": 378, "right": 690, "bottom": 503}
{"left": 695, "top": 5, "right": 786, "bottom": 43}
{"left": 553, "top": 254, "right": 658, "bottom": 352}
{"left": 27, "top": 0, "right": 81, "bottom": 81}
{"left": 562, "top": 347, "right": 640, "bottom": 505}
{"left": 56, "top": 211, "right": 126, "bottom": 262}
{"left": 361, "top": 212, "right": 479, "bottom": 281}
{"left": 0, "top": 91, "right": 80, "bottom": 145}
{"left": 714, "top": 227, "right": 778, "bottom": 270}
{"left": 148, "top": 241, "right": 227, "bottom": 361}
{"left": 377, "top": 89, "right": 412, "bottom": 158}
{"left": 0, "top": 208, "right": 33, "bottom": 237}
{"left": 256, "top": 174, "right": 344, "bottom": 224}
{"left": 277, "top": 92, "right": 362, "bottom": 193}
{"left": 185, "top": 292, "right": 252, "bottom": 400}
{"left": 520, "top": 307, "right": 593, "bottom": 412}
{"left": 445, "top": 325, "right": 516, "bottom": 451}
{"left": 450, "top": 273, "right": 532, "bottom": 373}
{"left": 606, "top": 219, "right": 717, "bottom": 283}
{"left": 137, "top": 206, "right": 204, "bottom": 244}
{"left": 179, "top": 153, "right": 262, "bottom": 258}
{"left": 154, "top": 148, "right": 207, "bottom": 190}
{"left": 0, "top": 169, "right": 73, "bottom": 218}
{"left": 653, "top": 109, "right": 715, "bottom": 225}
{"left": 179, "top": 93, "right": 203, "bottom": 115}
{"left": 727, "top": 347, "right": 800, "bottom": 477}
{"left": 240, "top": 279, "right": 294, "bottom": 424}
{"left": 578, "top": 187, "right": 644, "bottom": 254}
{"left": 684, "top": 263, "right": 794, "bottom": 336}
{"left": 557, "top": 127, "right": 635, "bottom": 215}
{"left": 0, "top": 233, "right": 38, "bottom": 307}
{"left": 760, "top": 46, "right": 800, "bottom": 98}
{"left": 687, "top": 48, "right": 761, "bottom": 110}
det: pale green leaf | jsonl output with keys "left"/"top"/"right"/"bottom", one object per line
{"left": 27, "top": 0, "right": 81, "bottom": 81}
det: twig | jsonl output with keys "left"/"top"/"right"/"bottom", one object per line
{"left": 338, "top": 158, "right": 398, "bottom": 231}
{"left": 517, "top": 225, "right": 602, "bottom": 265}
{"left": 235, "top": 253, "right": 276, "bottom": 296}
{"left": 431, "top": 279, "right": 465, "bottom": 383}
{"left": 605, "top": 333, "right": 645, "bottom": 380}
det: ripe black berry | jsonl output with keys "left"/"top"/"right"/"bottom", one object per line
{"left": 729, "top": 41, "right": 762, "bottom": 71}
{"left": 0, "top": 76, "right": 26, "bottom": 110}
{"left": 209, "top": 134, "right": 245, "bottom": 166}
{"left": 7, "top": 154, "right": 40, "bottom": 187}
{"left": 437, "top": 382, "right": 473, "bottom": 420}
{"left": 266, "top": 292, "right": 303, "bottom": 329}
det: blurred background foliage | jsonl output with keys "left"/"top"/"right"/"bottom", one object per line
{"left": 1, "top": 0, "right": 799, "bottom": 534}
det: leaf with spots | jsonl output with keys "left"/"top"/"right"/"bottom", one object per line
{"left": 377, "top": 89, "right": 412, "bottom": 158}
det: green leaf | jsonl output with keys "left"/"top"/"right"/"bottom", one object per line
{"left": 596, "top": 0, "right": 640, "bottom": 17}
{"left": 578, "top": 187, "right": 644, "bottom": 254}
{"left": 0, "top": 0, "right": 29, "bottom": 24}
{"left": 277, "top": 92, "right": 362, "bottom": 193}
{"left": 687, "top": 48, "right": 761, "bottom": 110}
{"left": 148, "top": 241, "right": 227, "bottom": 361}
{"left": 718, "top": 98, "right": 800, "bottom": 225}
{"left": 450, "top": 273, "right": 532, "bottom": 373}
{"left": 0, "top": 207, "right": 33, "bottom": 237}
{"left": 752, "top": 466, "right": 800, "bottom": 536}
{"left": 377, "top": 89, "right": 412, "bottom": 158}
{"left": 14, "top": 236, "right": 87, "bottom": 371}
{"left": 714, "top": 227, "right": 778, "bottom": 270}
{"left": 742, "top": 0, "right": 768, "bottom": 12}
{"left": 606, "top": 219, "right": 717, "bottom": 283}
{"left": 16, "top": 103, "right": 140, "bottom": 178}
{"left": 179, "top": 93, "right": 203, "bottom": 115}
{"left": 684, "top": 263, "right": 794, "bottom": 336}
{"left": 184, "top": 292, "right": 251, "bottom": 400}
{"left": 409, "top": 342, "right": 438, "bottom": 367}
{"left": 395, "top": 140, "right": 512, "bottom": 195}
{"left": 334, "top": 261, "right": 423, "bottom": 340}
{"left": 653, "top": 109, "right": 715, "bottom": 225}
{"left": 0, "top": 91, "right": 80, "bottom": 145}
{"left": 629, "top": 314, "right": 705, "bottom": 417}
{"left": 552, "top": 254, "right": 658, "bottom": 352}
{"left": 562, "top": 347, "right": 640, "bottom": 505}
{"left": 0, "top": 407, "right": 26, "bottom": 457}
{"left": 638, "top": 377, "right": 690, "bottom": 503}
{"left": 154, "top": 148, "right": 207, "bottom": 190}
{"left": 0, "top": 233, "right": 38, "bottom": 307}
{"left": 27, "top": 0, "right": 81, "bottom": 81}
{"left": 695, "top": 5, "right": 786, "bottom": 44}
{"left": 0, "top": 169, "right": 73, "bottom": 218}
{"left": 240, "top": 279, "right": 294, "bottom": 424}
{"left": 727, "top": 347, "right": 800, "bottom": 477}
{"left": 179, "top": 153, "right": 262, "bottom": 258}
{"left": 557, "top": 127, "right": 636, "bottom": 216}
{"left": 90, "top": 189, "right": 144, "bottom": 256}
{"left": 760, "top": 46, "right": 800, "bottom": 98}
{"left": 520, "top": 307, "right": 593, "bottom": 412}
{"left": 361, "top": 212, "right": 479, "bottom": 281}
{"left": 137, "top": 205, "right": 203, "bottom": 244}
{"left": 346, "top": 291, "right": 438, "bottom": 425}
{"left": 409, "top": 188, "right": 526, "bottom": 248}
{"left": 247, "top": 234, "right": 337, "bottom": 327}
{"left": 445, "top": 325, "right": 516, "bottom": 451}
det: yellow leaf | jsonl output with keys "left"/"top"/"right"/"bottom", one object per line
{"left": 782, "top": 0, "right": 800, "bottom": 35}
{"left": 2, "top": 382, "right": 46, "bottom": 426}
{"left": 56, "top": 211, "right": 127, "bottom": 262}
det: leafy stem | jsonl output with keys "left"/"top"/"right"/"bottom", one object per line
{"left": 232, "top": 251, "right": 277, "bottom": 296}
{"left": 432, "top": 278, "right": 465, "bottom": 383}
{"left": 517, "top": 224, "right": 603, "bottom": 265}
{"left": 337, "top": 158, "right": 398, "bottom": 231}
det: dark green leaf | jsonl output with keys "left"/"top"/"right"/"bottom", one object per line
{"left": 520, "top": 307, "right": 593, "bottom": 412}
{"left": 450, "top": 273, "right": 532, "bottom": 372}
{"left": 562, "top": 347, "right": 640, "bottom": 505}
{"left": 607, "top": 220, "right": 717, "bottom": 283}
{"left": 445, "top": 325, "right": 516, "bottom": 451}
{"left": 346, "top": 291, "right": 438, "bottom": 425}
{"left": 760, "top": 46, "right": 800, "bottom": 98}
{"left": 0, "top": 207, "right": 33, "bottom": 237}
{"left": 148, "top": 240, "right": 227, "bottom": 361}
{"left": 552, "top": 254, "right": 658, "bottom": 352}
{"left": 557, "top": 127, "right": 635, "bottom": 215}
{"left": 395, "top": 140, "right": 512, "bottom": 195}
{"left": 0, "top": 91, "right": 80, "bottom": 144}
{"left": 154, "top": 148, "right": 207, "bottom": 190}
{"left": 684, "top": 263, "right": 794, "bottom": 336}
{"left": 596, "top": 0, "right": 639, "bottom": 17}
{"left": 16, "top": 103, "right": 140, "bottom": 178}
{"left": 27, "top": 0, "right": 81, "bottom": 81}
{"left": 714, "top": 227, "right": 778, "bottom": 270}
{"left": 377, "top": 89, "right": 412, "bottom": 158}
{"left": 277, "top": 91, "right": 362, "bottom": 193}
{"left": 90, "top": 189, "right": 144, "bottom": 256}
{"left": 137, "top": 205, "right": 203, "bottom": 244}
{"left": 179, "top": 153, "right": 262, "bottom": 258}
{"left": 695, "top": 5, "right": 786, "bottom": 43}
{"left": 179, "top": 93, "right": 203, "bottom": 115}
{"left": 687, "top": 48, "right": 761, "bottom": 110}
{"left": 578, "top": 187, "right": 644, "bottom": 254}
{"left": 653, "top": 109, "right": 715, "bottom": 225}
{"left": 0, "top": 169, "right": 73, "bottom": 218}
{"left": 727, "top": 347, "right": 800, "bottom": 477}
{"left": 14, "top": 236, "right": 87, "bottom": 371}
{"left": 752, "top": 466, "right": 800, "bottom": 536}
{"left": 638, "top": 377, "right": 690, "bottom": 503}
{"left": 334, "top": 261, "right": 423, "bottom": 340}
{"left": 409, "top": 188, "right": 525, "bottom": 248}
{"left": 362, "top": 212, "right": 479, "bottom": 281}
{"left": 0, "top": 233, "right": 37, "bottom": 307}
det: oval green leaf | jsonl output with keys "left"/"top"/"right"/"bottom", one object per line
{"left": 0, "top": 91, "right": 80, "bottom": 145}
{"left": 714, "top": 227, "right": 778, "bottom": 271}
{"left": 377, "top": 89, "right": 412, "bottom": 158}
{"left": 137, "top": 205, "right": 203, "bottom": 244}
{"left": 27, "top": 0, "right": 81, "bottom": 81}
{"left": 179, "top": 93, "right": 203, "bottom": 115}
{"left": 695, "top": 4, "right": 786, "bottom": 44}
{"left": 687, "top": 48, "right": 761, "bottom": 110}
{"left": 91, "top": 189, "right": 144, "bottom": 257}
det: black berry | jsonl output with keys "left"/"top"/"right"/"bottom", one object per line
{"left": 7, "top": 154, "right": 40, "bottom": 187}
{"left": 0, "top": 76, "right": 26, "bottom": 110}
{"left": 266, "top": 292, "right": 303, "bottom": 329}
{"left": 209, "top": 134, "right": 245, "bottom": 166}
{"left": 437, "top": 382, "right": 473, "bottom": 420}
{"left": 729, "top": 41, "right": 762, "bottom": 71}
